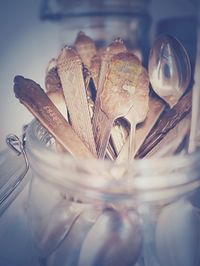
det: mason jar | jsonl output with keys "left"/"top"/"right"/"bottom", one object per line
{"left": 0, "top": 136, "right": 40, "bottom": 266}
{"left": 25, "top": 119, "right": 200, "bottom": 266}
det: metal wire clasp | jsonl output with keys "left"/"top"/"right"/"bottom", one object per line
{"left": 6, "top": 130, "right": 28, "bottom": 165}
{"left": 0, "top": 128, "right": 30, "bottom": 206}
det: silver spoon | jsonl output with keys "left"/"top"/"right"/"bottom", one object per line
{"left": 148, "top": 35, "right": 191, "bottom": 108}
{"left": 117, "top": 35, "right": 191, "bottom": 163}
{"left": 78, "top": 208, "right": 142, "bottom": 266}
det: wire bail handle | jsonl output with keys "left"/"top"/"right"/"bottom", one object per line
{"left": 6, "top": 124, "right": 29, "bottom": 173}
{"left": 0, "top": 126, "right": 30, "bottom": 205}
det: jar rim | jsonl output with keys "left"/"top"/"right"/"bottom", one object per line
{"left": 25, "top": 119, "right": 200, "bottom": 204}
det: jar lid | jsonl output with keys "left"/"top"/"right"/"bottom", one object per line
{"left": 0, "top": 135, "right": 29, "bottom": 215}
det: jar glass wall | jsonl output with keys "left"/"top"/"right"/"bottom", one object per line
{"left": 0, "top": 144, "right": 38, "bottom": 266}
{"left": 26, "top": 119, "right": 200, "bottom": 266}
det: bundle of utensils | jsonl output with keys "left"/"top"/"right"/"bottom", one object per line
{"left": 14, "top": 31, "right": 193, "bottom": 162}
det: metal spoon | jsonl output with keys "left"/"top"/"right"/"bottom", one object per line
{"left": 117, "top": 35, "right": 191, "bottom": 162}
{"left": 14, "top": 75, "right": 95, "bottom": 158}
{"left": 74, "top": 31, "right": 97, "bottom": 69}
{"left": 78, "top": 208, "right": 142, "bottom": 266}
{"left": 124, "top": 69, "right": 149, "bottom": 160}
{"left": 93, "top": 52, "right": 143, "bottom": 159}
{"left": 148, "top": 35, "right": 191, "bottom": 108}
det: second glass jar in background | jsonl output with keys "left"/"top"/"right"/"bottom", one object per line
{"left": 40, "top": 0, "right": 152, "bottom": 65}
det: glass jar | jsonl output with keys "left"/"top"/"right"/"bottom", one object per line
{"left": 0, "top": 136, "right": 40, "bottom": 266}
{"left": 26, "top": 119, "right": 200, "bottom": 266}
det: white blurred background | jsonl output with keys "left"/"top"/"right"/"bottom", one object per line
{"left": 0, "top": 0, "right": 197, "bottom": 151}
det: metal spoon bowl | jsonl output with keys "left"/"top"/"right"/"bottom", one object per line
{"left": 148, "top": 35, "right": 191, "bottom": 108}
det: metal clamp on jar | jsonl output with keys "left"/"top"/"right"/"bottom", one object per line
{"left": 0, "top": 129, "right": 40, "bottom": 266}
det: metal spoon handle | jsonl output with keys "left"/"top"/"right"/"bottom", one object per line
{"left": 145, "top": 114, "right": 191, "bottom": 158}
{"left": 136, "top": 90, "right": 192, "bottom": 158}
{"left": 116, "top": 96, "right": 164, "bottom": 163}
{"left": 93, "top": 108, "right": 114, "bottom": 159}
{"left": 57, "top": 46, "right": 97, "bottom": 155}
{"left": 14, "top": 75, "right": 95, "bottom": 159}
{"left": 128, "top": 120, "right": 136, "bottom": 160}
{"left": 188, "top": 5, "right": 200, "bottom": 153}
